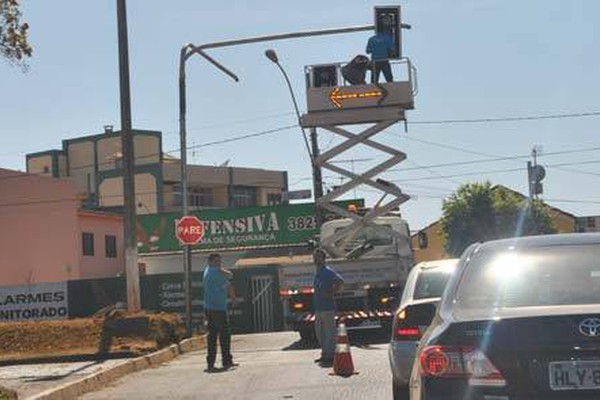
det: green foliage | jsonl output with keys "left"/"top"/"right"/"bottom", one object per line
{"left": 0, "top": 385, "right": 17, "bottom": 400}
{"left": 441, "top": 182, "right": 556, "bottom": 256}
{"left": 0, "top": 0, "right": 32, "bottom": 70}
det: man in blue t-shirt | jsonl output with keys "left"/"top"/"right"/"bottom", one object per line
{"left": 313, "top": 248, "right": 344, "bottom": 367}
{"left": 203, "top": 253, "right": 236, "bottom": 372}
{"left": 366, "top": 16, "right": 395, "bottom": 83}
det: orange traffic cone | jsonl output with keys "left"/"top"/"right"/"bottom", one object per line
{"left": 331, "top": 322, "right": 357, "bottom": 377}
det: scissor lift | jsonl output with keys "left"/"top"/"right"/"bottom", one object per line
{"left": 300, "top": 58, "right": 418, "bottom": 257}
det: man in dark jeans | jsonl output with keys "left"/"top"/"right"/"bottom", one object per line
{"left": 203, "top": 253, "right": 237, "bottom": 372}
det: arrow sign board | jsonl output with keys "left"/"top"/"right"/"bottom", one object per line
{"left": 175, "top": 216, "right": 204, "bottom": 245}
{"left": 329, "top": 86, "right": 387, "bottom": 109}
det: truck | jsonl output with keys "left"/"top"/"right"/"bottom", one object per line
{"left": 278, "top": 213, "right": 414, "bottom": 342}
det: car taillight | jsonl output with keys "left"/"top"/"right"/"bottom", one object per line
{"left": 392, "top": 308, "right": 422, "bottom": 340}
{"left": 394, "top": 327, "right": 422, "bottom": 340}
{"left": 419, "top": 346, "right": 506, "bottom": 387}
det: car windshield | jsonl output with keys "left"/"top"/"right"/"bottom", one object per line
{"left": 455, "top": 244, "right": 600, "bottom": 310}
{"left": 413, "top": 267, "right": 453, "bottom": 300}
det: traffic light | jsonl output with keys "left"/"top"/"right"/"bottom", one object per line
{"left": 527, "top": 162, "right": 546, "bottom": 196}
{"left": 374, "top": 6, "right": 402, "bottom": 59}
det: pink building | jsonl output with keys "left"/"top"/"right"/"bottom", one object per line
{"left": 0, "top": 168, "right": 124, "bottom": 286}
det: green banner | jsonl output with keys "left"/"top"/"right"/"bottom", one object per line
{"left": 137, "top": 200, "right": 363, "bottom": 254}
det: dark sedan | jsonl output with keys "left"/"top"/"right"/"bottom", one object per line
{"left": 409, "top": 233, "right": 600, "bottom": 400}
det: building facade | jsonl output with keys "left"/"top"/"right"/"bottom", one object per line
{"left": 0, "top": 168, "right": 124, "bottom": 286}
{"left": 26, "top": 128, "right": 288, "bottom": 215}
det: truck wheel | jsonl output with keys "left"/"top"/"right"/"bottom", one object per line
{"left": 393, "top": 382, "right": 409, "bottom": 400}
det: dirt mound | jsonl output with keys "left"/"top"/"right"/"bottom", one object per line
{"left": 0, "top": 312, "right": 187, "bottom": 363}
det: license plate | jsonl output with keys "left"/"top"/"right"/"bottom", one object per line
{"left": 549, "top": 361, "right": 600, "bottom": 390}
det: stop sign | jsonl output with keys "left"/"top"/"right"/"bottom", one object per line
{"left": 175, "top": 216, "right": 205, "bottom": 245}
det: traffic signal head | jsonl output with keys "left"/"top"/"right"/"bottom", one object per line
{"left": 374, "top": 6, "right": 402, "bottom": 59}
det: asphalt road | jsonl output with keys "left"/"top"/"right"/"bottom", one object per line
{"left": 80, "top": 331, "right": 394, "bottom": 400}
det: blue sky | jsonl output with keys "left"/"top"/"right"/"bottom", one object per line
{"left": 1, "top": 0, "right": 599, "bottom": 230}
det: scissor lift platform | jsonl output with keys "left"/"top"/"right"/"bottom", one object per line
{"left": 300, "top": 58, "right": 417, "bottom": 256}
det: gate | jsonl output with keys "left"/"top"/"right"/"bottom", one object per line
{"left": 251, "top": 275, "right": 275, "bottom": 332}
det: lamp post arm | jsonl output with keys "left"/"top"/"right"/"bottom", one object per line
{"left": 274, "top": 61, "right": 313, "bottom": 161}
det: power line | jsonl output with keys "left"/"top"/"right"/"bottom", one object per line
{"left": 403, "top": 135, "right": 600, "bottom": 181}
{"left": 409, "top": 111, "right": 600, "bottom": 125}
{"left": 544, "top": 198, "right": 600, "bottom": 205}
{"left": 392, "top": 166, "right": 525, "bottom": 182}
{"left": 0, "top": 189, "right": 160, "bottom": 209}
{"left": 187, "top": 111, "right": 296, "bottom": 131}
{"left": 5, "top": 110, "right": 600, "bottom": 183}
{"left": 0, "top": 125, "right": 298, "bottom": 183}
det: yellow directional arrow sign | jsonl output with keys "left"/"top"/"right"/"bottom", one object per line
{"left": 329, "top": 87, "right": 385, "bottom": 109}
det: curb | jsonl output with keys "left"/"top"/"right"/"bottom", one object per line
{"left": 27, "top": 336, "right": 206, "bottom": 400}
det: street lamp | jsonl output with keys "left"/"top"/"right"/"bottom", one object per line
{"left": 264, "top": 49, "right": 324, "bottom": 225}
{"left": 264, "top": 49, "right": 311, "bottom": 157}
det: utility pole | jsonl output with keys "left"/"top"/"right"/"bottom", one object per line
{"left": 310, "top": 129, "right": 324, "bottom": 225}
{"left": 178, "top": 47, "right": 194, "bottom": 336}
{"left": 117, "top": 0, "right": 140, "bottom": 311}
{"left": 527, "top": 146, "right": 545, "bottom": 202}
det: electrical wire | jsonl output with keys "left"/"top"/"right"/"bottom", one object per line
{"left": 409, "top": 111, "right": 600, "bottom": 125}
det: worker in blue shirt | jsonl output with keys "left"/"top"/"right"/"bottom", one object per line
{"left": 203, "top": 253, "right": 237, "bottom": 372}
{"left": 366, "top": 17, "right": 395, "bottom": 83}
{"left": 312, "top": 248, "right": 344, "bottom": 367}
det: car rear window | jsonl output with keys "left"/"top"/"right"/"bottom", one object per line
{"left": 413, "top": 268, "right": 453, "bottom": 300}
{"left": 455, "top": 244, "right": 600, "bottom": 310}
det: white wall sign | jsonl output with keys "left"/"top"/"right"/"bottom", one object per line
{"left": 0, "top": 282, "right": 69, "bottom": 322}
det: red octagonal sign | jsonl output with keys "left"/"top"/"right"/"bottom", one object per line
{"left": 175, "top": 216, "right": 205, "bottom": 245}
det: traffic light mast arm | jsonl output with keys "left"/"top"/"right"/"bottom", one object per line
{"left": 181, "top": 23, "right": 411, "bottom": 77}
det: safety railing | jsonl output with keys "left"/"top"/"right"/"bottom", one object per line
{"left": 304, "top": 57, "right": 417, "bottom": 96}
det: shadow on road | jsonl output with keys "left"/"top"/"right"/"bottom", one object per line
{"left": 281, "top": 331, "right": 390, "bottom": 351}
{"left": 281, "top": 339, "right": 319, "bottom": 351}
{"left": 21, "top": 361, "right": 107, "bottom": 382}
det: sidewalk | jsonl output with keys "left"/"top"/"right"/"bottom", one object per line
{"left": 0, "top": 336, "right": 205, "bottom": 400}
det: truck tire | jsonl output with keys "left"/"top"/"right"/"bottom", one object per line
{"left": 393, "top": 382, "right": 409, "bottom": 400}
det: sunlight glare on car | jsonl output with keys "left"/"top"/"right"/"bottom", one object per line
{"left": 486, "top": 252, "right": 528, "bottom": 283}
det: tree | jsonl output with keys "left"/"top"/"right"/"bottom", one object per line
{"left": 0, "top": 0, "right": 32, "bottom": 70}
{"left": 440, "top": 182, "right": 556, "bottom": 257}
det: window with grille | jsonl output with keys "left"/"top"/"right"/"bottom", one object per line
{"left": 231, "top": 186, "right": 257, "bottom": 208}
{"left": 105, "top": 235, "right": 117, "bottom": 258}
{"left": 82, "top": 232, "right": 95, "bottom": 256}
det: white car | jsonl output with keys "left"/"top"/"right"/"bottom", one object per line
{"left": 388, "top": 258, "right": 458, "bottom": 400}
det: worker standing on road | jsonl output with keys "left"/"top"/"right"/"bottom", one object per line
{"left": 312, "top": 248, "right": 344, "bottom": 367}
{"left": 203, "top": 253, "right": 237, "bottom": 372}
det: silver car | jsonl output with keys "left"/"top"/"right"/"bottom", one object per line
{"left": 388, "top": 258, "right": 458, "bottom": 400}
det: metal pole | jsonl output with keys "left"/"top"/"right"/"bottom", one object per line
{"left": 179, "top": 47, "right": 193, "bottom": 337}
{"left": 527, "top": 161, "right": 533, "bottom": 200}
{"left": 117, "top": 0, "right": 140, "bottom": 311}
{"left": 310, "top": 127, "right": 324, "bottom": 226}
